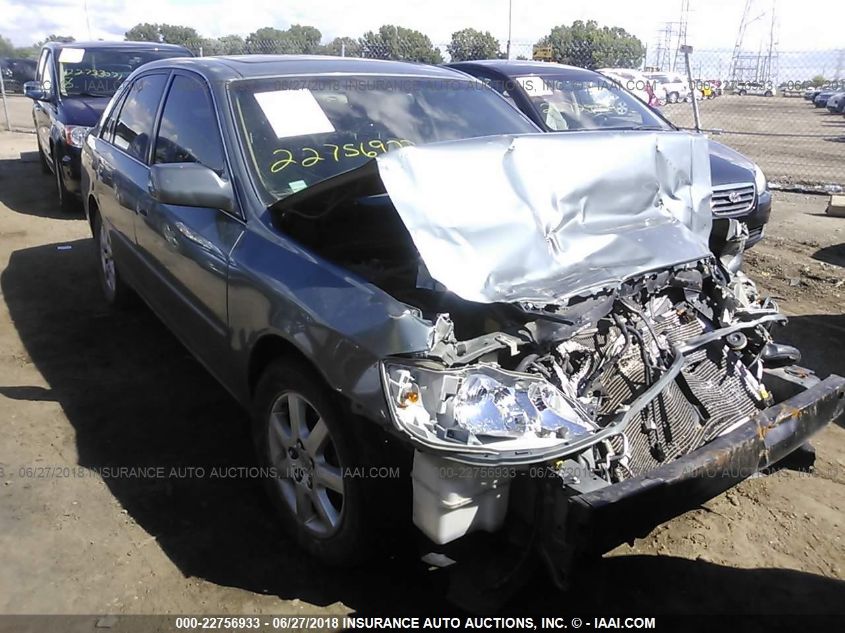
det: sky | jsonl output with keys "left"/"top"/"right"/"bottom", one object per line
{"left": 1, "top": 0, "right": 842, "bottom": 53}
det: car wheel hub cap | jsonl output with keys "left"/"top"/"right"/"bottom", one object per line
{"left": 267, "top": 392, "right": 344, "bottom": 537}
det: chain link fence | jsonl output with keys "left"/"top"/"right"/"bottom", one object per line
{"left": 4, "top": 34, "right": 842, "bottom": 189}
{"left": 181, "top": 37, "right": 843, "bottom": 190}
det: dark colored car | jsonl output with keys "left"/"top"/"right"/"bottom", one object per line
{"left": 0, "top": 57, "right": 37, "bottom": 92}
{"left": 24, "top": 41, "right": 192, "bottom": 211}
{"left": 80, "top": 55, "right": 844, "bottom": 590}
{"left": 813, "top": 90, "right": 839, "bottom": 108}
{"left": 447, "top": 60, "right": 772, "bottom": 251}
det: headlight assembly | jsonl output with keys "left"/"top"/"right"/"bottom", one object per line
{"left": 63, "top": 125, "right": 91, "bottom": 148}
{"left": 382, "top": 361, "right": 599, "bottom": 458}
{"left": 754, "top": 164, "right": 767, "bottom": 193}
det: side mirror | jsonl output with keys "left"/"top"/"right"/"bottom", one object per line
{"left": 149, "top": 163, "right": 236, "bottom": 213}
{"left": 23, "top": 81, "right": 50, "bottom": 101}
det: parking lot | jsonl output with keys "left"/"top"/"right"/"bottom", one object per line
{"left": 663, "top": 94, "right": 845, "bottom": 187}
{"left": 0, "top": 127, "right": 843, "bottom": 620}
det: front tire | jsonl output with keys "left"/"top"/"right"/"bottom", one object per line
{"left": 668, "top": 92, "right": 678, "bottom": 104}
{"left": 53, "top": 150, "right": 78, "bottom": 213}
{"left": 93, "top": 212, "right": 134, "bottom": 308}
{"left": 36, "top": 135, "right": 50, "bottom": 174}
{"left": 252, "top": 359, "right": 375, "bottom": 566}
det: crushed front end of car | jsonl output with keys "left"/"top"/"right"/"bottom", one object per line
{"left": 271, "top": 131, "right": 845, "bottom": 589}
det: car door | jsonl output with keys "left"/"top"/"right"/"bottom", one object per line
{"left": 33, "top": 49, "right": 55, "bottom": 161}
{"left": 134, "top": 71, "right": 244, "bottom": 377}
{"left": 92, "top": 72, "right": 169, "bottom": 285}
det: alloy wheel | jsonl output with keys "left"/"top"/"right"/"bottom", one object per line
{"left": 266, "top": 391, "right": 344, "bottom": 537}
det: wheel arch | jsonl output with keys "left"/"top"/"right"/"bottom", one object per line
{"left": 86, "top": 194, "right": 99, "bottom": 235}
{"left": 247, "top": 333, "right": 327, "bottom": 399}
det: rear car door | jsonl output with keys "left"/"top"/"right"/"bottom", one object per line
{"left": 92, "top": 72, "right": 169, "bottom": 285}
{"left": 134, "top": 71, "right": 244, "bottom": 377}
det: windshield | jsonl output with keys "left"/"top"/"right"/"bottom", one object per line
{"left": 57, "top": 47, "right": 186, "bottom": 97}
{"left": 514, "top": 74, "right": 670, "bottom": 133}
{"left": 231, "top": 75, "right": 537, "bottom": 200}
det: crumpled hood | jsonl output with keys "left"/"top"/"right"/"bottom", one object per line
{"left": 375, "top": 131, "right": 712, "bottom": 304}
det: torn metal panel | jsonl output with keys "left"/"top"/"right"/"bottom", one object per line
{"left": 376, "top": 132, "right": 713, "bottom": 304}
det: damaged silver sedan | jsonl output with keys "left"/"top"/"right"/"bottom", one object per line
{"left": 81, "top": 56, "right": 845, "bottom": 585}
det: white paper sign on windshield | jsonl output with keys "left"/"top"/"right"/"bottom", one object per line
{"left": 254, "top": 89, "right": 336, "bottom": 139}
{"left": 516, "top": 75, "right": 553, "bottom": 97}
{"left": 58, "top": 48, "right": 86, "bottom": 63}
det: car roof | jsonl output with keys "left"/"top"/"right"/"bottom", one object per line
{"left": 446, "top": 59, "right": 599, "bottom": 79}
{"left": 42, "top": 40, "right": 191, "bottom": 53}
{"left": 137, "top": 55, "right": 470, "bottom": 83}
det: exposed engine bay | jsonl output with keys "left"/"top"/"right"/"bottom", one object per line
{"left": 270, "top": 132, "right": 838, "bottom": 550}
{"left": 382, "top": 258, "right": 787, "bottom": 479}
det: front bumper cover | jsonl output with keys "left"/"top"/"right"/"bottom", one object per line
{"left": 538, "top": 373, "right": 845, "bottom": 586}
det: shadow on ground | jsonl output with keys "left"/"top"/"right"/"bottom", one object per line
{"left": 813, "top": 243, "right": 845, "bottom": 268}
{"left": 2, "top": 238, "right": 844, "bottom": 620}
{"left": 0, "top": 154, "right": 80, "bottom": 220}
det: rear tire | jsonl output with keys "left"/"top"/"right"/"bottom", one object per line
{"left": 739, "top": 89, "right": 747, "bottom": 96}
{"left": 764, "top": 90, "right": 773, "bottom": 97}
{"left": 93, "top": 211, "right": 135, "bottom": 309}
{"left": 252, "top": 359, "right": 376, "bottom": 567}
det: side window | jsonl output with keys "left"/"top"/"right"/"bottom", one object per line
{"left": 113, "top": 73, "right": 168, "bottom": 162}
{"left": 100, "top": 89, "right": 128, "bottom": 143}
{"left": 36, "top": 50, "right": 48, "bottom": 81}
{"left": 41, "top": 52, "right": 54, "bottom": 94}
{"left": 154, "top": 74, "right": 224, "bottom": 173}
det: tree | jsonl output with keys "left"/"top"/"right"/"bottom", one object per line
{"left": 158, "top": 24, "right": 200, "bottom": 47}
{"left": 537, "top": 20, "right": 645, "bottom": 69}
{"left": 217, "top": 34, "right": 246, "bottom": 55}
{"left": 323, "top": 36, "right": 360, "bottom": 57}
{"left": 810, "top": 74, "right": 826, "bottom": 86}
{"left": 35, "top": 34, "right": 76, "bottom": 46}
{"left": 0, "top": 35, "right": 14, "bottom": 57}
{"left": 124, "top": 23, "right": 199, "bottom": 47}
{"left": 125, "top": 23, "right": 160, "bottom": 42}
{"left": 246, "top": 25, "right": 322, "bottom": 54}
{"left": 359, "top": 25, "right": 442, "bottom": 64}
{"left": 447, "top": 28, "right": 500, "bottom": 62}
{"left": 286, "top": 24, "right": 322, "bottom": 54}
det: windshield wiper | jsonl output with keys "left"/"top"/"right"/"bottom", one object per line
{"left": 606, "top": 125, "right": 668, "bottom": 131}
{"left": 71, "top": 91, "right": 111, "bottom": 98}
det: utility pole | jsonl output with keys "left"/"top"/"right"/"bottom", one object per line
{"left": 506, "top": 0, "right": 513, "bottom": 60}
{"left": 682, "top": 45, "right": 701, "bottom": 132}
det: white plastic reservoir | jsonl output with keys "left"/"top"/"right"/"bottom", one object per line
{"left": 411, "top": 451, "right": 512, "bottom": 545}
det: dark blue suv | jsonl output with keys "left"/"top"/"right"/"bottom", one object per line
{"left": 24, "top": 41, "right": 191, "bottom": 211}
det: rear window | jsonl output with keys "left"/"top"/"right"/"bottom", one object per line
{"left": 57, "top": 47, "right": 187, "bottom": 97}
{"left": 231, "top": 75, "right": 537, "bottom": 201}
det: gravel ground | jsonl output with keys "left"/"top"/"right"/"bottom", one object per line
{"left": 0, "top": 131, "right": 843, "bottom": 623}
{"left": 662, "top": 94, "right": 845, "bottom": 187}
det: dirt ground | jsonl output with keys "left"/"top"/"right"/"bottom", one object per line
{"left": 662, "top": 94, "right": 845, "bottom": 187}
{"left": 0, "top": 130, "right": 843, "bottom": 621}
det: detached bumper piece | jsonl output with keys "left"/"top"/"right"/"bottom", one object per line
{"left": 539, "top": 373, "right": 845, "bottom": 587}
